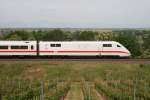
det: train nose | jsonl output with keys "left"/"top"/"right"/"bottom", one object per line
{"left": 127, "top": 50, "right": 131, "bottom": 57}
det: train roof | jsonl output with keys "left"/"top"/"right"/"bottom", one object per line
{"left": 0, "top": 41, "right": 119, "bottom": 44}
{"left": 39, "top": 41, "right": 118, "bottom": 43}
{"left": 0, "top": 41, "right": 36, "bottom": 45}
{"left": 0, "top": 40, "right": 36, "bottom": 42}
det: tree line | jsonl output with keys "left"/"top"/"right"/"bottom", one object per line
{"left": 0, "top": 29, "right": 150, "bottom": 58}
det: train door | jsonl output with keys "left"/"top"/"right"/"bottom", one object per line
{"left": 98, "top": 43, "right": 103, "bottom": 56}
{"left": 101, "top": 43, "right": 113, "bottom": 56}
{"left": 50, "top": 43, "right": 61, "bottom": 55}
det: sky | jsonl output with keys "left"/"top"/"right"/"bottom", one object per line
{"left": 0, "top": 0, "right": 150, "bottom": 28}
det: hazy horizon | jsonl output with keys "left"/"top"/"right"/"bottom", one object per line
{"left": 0, "top": 0, "right": 150, "bottom": 28}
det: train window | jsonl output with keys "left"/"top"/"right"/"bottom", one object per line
{"left": 103, "top": 44, "right": 112, "bottom": 47}
{"left": 117, "top": 45, "right": 121, "bottom": 47}
{"left": 56, "top": 44, "right": 61, "bottom": 47}
{"left": 11, "top": 46, "right": 28, "bottom": 49}
{"left": 50, "top": 44, "right": 55, "bottom": 47}
{"left": 50, "top": 44, "right": 61, "bottom": 47}
{"left": 31, "top": 45, "right": 34, "bottom": 50}
{"left": 0, "top": 46, "right": 8, "bottom": 49}
{"left": 20, "top": 46, "right": 28, "bottom": 49}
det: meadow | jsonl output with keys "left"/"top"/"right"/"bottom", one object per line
{"left": 0, "top": 61, "right": 150, "bottom": 100}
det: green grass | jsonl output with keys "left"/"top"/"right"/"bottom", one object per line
{"left": 0, "top": 62, "right": 150, "bottom": 82}
{"left": 0, "top": 61, "right": 150, "bottom": 99}
{"left": 65, "top": 83, "right": 83, "bottom": 100}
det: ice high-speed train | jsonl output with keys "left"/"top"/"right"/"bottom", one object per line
{"left": 0, "top": 41, "right": 131, "bottom": 57}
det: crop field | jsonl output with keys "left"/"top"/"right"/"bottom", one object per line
{"left": 0, "top": 61, "right": 150, "bottom": 100}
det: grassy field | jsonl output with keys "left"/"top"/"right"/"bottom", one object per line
{"left": 0, "top": 61, "right": 150, "bottom": 100}
{"left": 64, "top": 83, "right": 84, "bottom": 100}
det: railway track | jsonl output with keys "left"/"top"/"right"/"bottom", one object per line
{"left": 0, "top": 58, "right": 150, "bottom": 64}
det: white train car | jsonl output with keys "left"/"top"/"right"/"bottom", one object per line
{"left": 0, "top": 41, "right": 37, "bottom": 56}
{"left": 39, "top": 41, "right": 131, "bottom": 57}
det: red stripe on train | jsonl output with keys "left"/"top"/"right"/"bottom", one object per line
{"left": 0, "top": 50, "right": 129, "bottom": 54}
{"left": 58, "top": 50, "right": 129, "bottom": 54}
{"left": 0, "top": 50, "right": 53, "bottom": 53}
{"left": 0, "top": 50, "right": 36, "bottom": 52}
